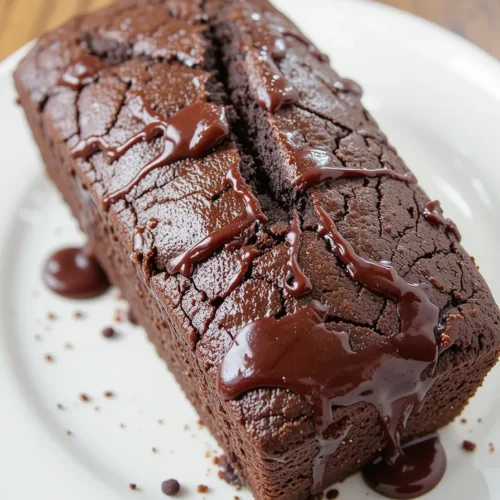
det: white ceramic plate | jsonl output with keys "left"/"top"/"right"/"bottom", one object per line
{"left": 1, "top": 1, "right": 500, "bottom": 499}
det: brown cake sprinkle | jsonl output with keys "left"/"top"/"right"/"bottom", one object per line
{"left": 462, "top": 440, "right": 477, "bottom": 452}
{"left": 161, "top": 479, "right": 181, "bottom": 496}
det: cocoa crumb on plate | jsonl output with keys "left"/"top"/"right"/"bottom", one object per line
{"left": 161, "top": 479, "right": 180, "bottom": 496}
{"left": 463, "top": 440, "right": 477, "bottom": 452}
{"left": 102, "top": 326, "right": 116, "bottom": 338}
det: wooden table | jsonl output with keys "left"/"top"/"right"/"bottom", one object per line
{"left": 1, "top": 0, "right": 499, "bottom": 60}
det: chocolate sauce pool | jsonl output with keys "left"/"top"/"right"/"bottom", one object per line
{"left": 362, "top": 434, "right": 446, "bottom": 499}
{"left": 42, "top": 247, "right": 109, "bottom": 299}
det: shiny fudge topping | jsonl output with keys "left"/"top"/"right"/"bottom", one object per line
{"left": 362, "top": 434, "right": 446, "bottom": 499}
{"left": 218, "top": 202, "right": 440, "bottom": 493}
{"left": 284, "top": 212, "right": 312, "bottom": 297}
{"left": 333, "top": 78, "right": 363, "bottom": 96}
{"left": 71, "top": 92, "right": 231, "bottom": 209}
{"left": 166, "top": 160, "right": 267, "bottom": 277}
{"left": 423, "top": 200, "right": 461, "bottom": 241}
{"left": 42, "top": 247, "right": 110, "bottom": 299}
{"left": 223, "top": 246, "right": 262, "bottom": 298}
{"left": 225, "top": 5, "right": 302, "bottom": 113}
{"left": 57, "top": 55, "right": 106, "bottom": 90}
{"left": 290, "top": 146, "right": 416, "bottom": 191}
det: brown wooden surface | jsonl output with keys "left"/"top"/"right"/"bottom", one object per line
{"left": 1, "top": 0, "right": 499, "bottom": 60}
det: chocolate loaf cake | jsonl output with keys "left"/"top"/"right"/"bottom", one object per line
{"left": 14, "top": 1, "right": 500, "bottom": 499}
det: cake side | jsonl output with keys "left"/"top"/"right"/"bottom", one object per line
{"left": 14, "top": 0, "right": 500, "bottom": 498}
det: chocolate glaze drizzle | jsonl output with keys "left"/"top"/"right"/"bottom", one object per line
{"left": 363, "top": 434, "right": 446, "bottom": 499}
{"left": 166, "top": 161, "right": 267, "bottom": 277}
{"left": 43, "top": 247, "right": 110, "bottom": 299}
{"left": 278, "top": 27, "right": 329, "bottom": 63}
{"left": 71, "top": 93, "right": 231, "bottom": 209}
{"left": 284, "top": 212, "right": 312, "bottom": 297}
{"left": 245, "top": 45, "right": 299, "bottom": 114}
{"left": 291, "top": 147, "right": 416, "bottom": 191}
{"left": 333, "top": 78, "right": 363, "bottom": 97}
{"left": 223, "top": 246, "right": 262, "bottom": 298}
{"left": 58, "top": 55, "right": 106, "bottom": 90}
{"left": 231, "top": 9, "right": 299, "bottom": 113}
{"left": 423, "top": 200, "right": 461, "bottom": 242}
{"left": 218, "top": 203, "right": 440, "bottom": 494}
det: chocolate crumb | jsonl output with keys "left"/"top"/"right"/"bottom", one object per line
{"left": 74, "top": 311, "right": 85, "bottom": 319}
{"left": 463, "top": 440, "right": 477, "bottom": 452}
{"left": 326, "top": 489, "right": 340, "bottom": 499}
{"left": 152, "top": 447, "right": 158, "bottom": 453}
{"left": 216, "top": 455, "right": 242, "bottom": 486}
{"left": 129, "top": 483, "right": 137, "bottom": 491}
{"left": 79, "top": 393, "right": 90, "bottom": 402}
{"left": 489, "top": 442, "right": 495, "bottom": 453}
{"left": 102, "top": 327, "right": 116, "bottom": 338}
{"left": 66, "top": 430, "right": 73, "bottom": 436}
{"left": 197, "top": 484, "right": 209, "bottom": 493}
{"left": 47, "top": 312, "right": 57, "bottom": 321}
{"left": 104, "top": 391, "right": 114, "bottom": 398}
{"left": 44, "top": 354, "right": 54, "bottom": 362}
{"left": 460, "top": 418, "right": 467, "bottom": 424}
{"left": 161, "top": 479, "right": 181, "bottom": 496}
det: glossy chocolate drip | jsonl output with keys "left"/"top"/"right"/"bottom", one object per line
{"left": 333, "top": 78, "right": 363, "bottom": 97}
{"left": 246, "top": 50, "right": 299, "bottom": 114}
{"left": 284, "top": 212, "right": 312, "bottom": 297}
{"left": 166, "top": 161, "right": 267, "bottom": 277}
{"left": 223, "top": 246, "right": 262, "bottom": 298}
{"left": 71, "top": 93, "right": 231, "bottom": 209}
{"left": 233, "top": 8, "right": 298, "bottom": 113}
{"left": 58, "top": 55, "right": 106, "bottom": 90}
{"left": 133, "top": 227, "right": 148, "bottom": 253}
{"left": 291, "top": 147, "right": 416, "bottom": 191}
{"left": 423, "top": 200, "right": 461, "bottom": 241}
{"left": 42, "top": 247, "right": 110, "bottom": 299}
{"left": 278, "top": 27, "right": 329, "bottom": 62}
{"left": 362, "top": 434, "right": 446, "bottom": 499}
{"left": 218, "top": 204, "right": 439, "bottom": 494}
